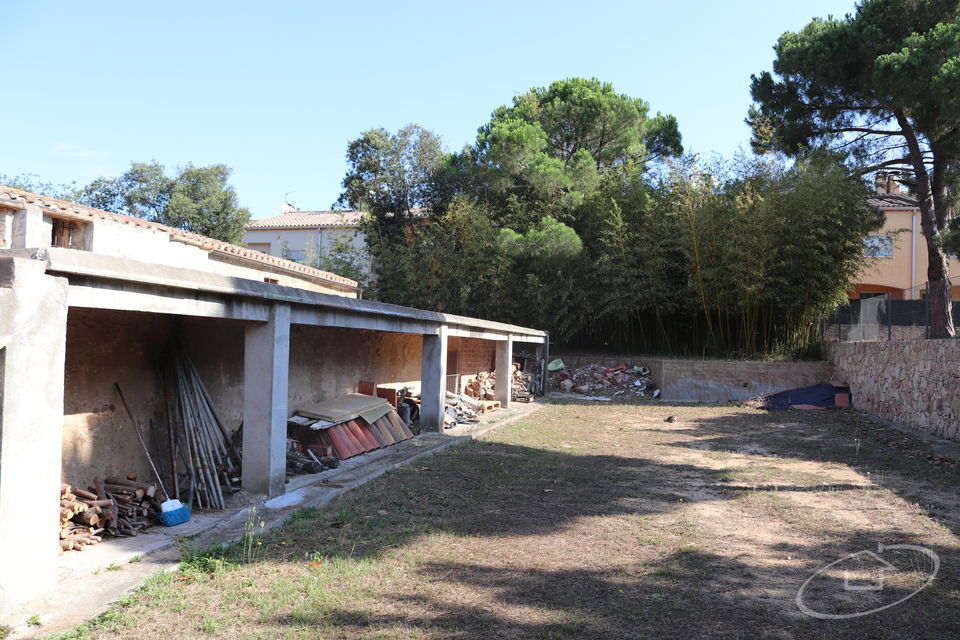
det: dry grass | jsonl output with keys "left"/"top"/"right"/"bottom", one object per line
{"left": 51, "top": 402, "right": 960, "bottom": 639}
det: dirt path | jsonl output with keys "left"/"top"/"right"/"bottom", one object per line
{"left": 49, "top": 402, "right": 960, "bottom": 639}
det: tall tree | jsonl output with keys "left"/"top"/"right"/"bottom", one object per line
{"left": 79, "top": 162, "right": 251, "bottom": 243}
{"left": 334, "top": 124, "right": 445, "bottom": 233}
{"left": 474, "top": 78, "right": 682, "bottom": 225}
{"left": 748, "top": 0, "right": 960, "bottom": 337}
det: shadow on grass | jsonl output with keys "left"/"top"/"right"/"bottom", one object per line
{"left": 171, "top": 404, "right": 960, "bottom": 640}
{"left": 267, "top": 539, "right": 960, "bottom": 640}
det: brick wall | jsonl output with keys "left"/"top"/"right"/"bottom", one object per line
{"left": 828, "top": 340, "right": 960, "bottom": 441}
{"left": 451, "top": 337, "right": 496, "bottom": 376}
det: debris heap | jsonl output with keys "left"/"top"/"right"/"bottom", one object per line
{"left": 549, "top": 363, "right": 659, "bottom": 398}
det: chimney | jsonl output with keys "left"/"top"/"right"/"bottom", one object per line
{"left": 875, "top": 172, "right": 888, "bottom": 194}
{"left": 887, "top": 174, "right": 900, "bottom": 195}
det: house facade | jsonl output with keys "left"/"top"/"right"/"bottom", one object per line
{"left": 243, "top": 207, "right": 369, "bottom": 272}
{"left": 853, "top": 177, "right": 960, "bottom": 300}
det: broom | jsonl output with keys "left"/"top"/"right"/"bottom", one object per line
{"left": 115, "top": 383, "right": 191, "bottom": 526}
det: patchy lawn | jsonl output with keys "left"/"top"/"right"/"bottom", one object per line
{"left": 52, "top": 402, "right": 960, "bottom": 639}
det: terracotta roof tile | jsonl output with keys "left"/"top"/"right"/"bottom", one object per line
{"left": 868, "top": 193, "right": 919, "bottom": 209}
{"left": 0, "top": 186, "right": 359, "bottom": 290}
{"left": 246, "top": 210, "right": 367, "bottom": 230}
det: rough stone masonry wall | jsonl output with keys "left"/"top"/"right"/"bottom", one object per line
{"left": 828, "top": 340, "right": 960, "bottom": 441}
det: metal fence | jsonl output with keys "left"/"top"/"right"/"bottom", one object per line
{"left": 827, "top": 278, "right": 960, "bottom": 342}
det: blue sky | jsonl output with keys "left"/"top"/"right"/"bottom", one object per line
{"left": 2, "top": 0, "right": 857, "bottom": 219}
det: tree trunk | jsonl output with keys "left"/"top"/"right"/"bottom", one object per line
{"left": 926, "top": 245, "right": 955, "bottom": 338}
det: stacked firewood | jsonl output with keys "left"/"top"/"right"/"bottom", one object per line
{"left": 60, "top": 474, "right": 161, "bottom": 551}
{"left": 463, "top": 371, "right": 497, "bottom": 400}
{"left": 462, "top": 366, "right": 531, "bottom": 400}
{"left": 100, "top": 476, "right": 161, "bottom": 535}
{"left": 59, "top": 484, "right": 106, "bottom": 551}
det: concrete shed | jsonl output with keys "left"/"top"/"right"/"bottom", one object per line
{"left": 0, "top": 187, "right": 546, "bottom": 608}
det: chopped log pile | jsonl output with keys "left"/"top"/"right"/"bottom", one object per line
{"left": 60, "top": 475, "right": 161, "bottom": 551}
{"left": 461, "top": 365, "right": 531, "bottom": 404}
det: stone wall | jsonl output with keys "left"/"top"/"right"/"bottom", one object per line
{"left": 553, "top": 353, "right": 834, "bottom": 402}
{"left": 828, "top": 340, "right": 960, "bottom": 441}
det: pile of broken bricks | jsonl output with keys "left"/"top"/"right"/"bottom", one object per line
{"left": 549, "top": 363, "right": 660, "bottom": 399}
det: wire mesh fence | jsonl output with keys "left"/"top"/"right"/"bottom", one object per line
{"left": 827, "top": 277, "right": 960, "bottom": 342}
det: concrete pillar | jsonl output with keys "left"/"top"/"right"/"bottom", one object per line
{"left": 420, "top": 325, "right": 448, "bottom": 433}
{"left": 0, "top": 258, "right": 69, "bottom": 610}
{"left": 495, "top": 336, "right": 513, "bottom": 408}
{"left": 242, "top": 303, "right": 290, "bottom": 497}
{"left": 11, "top": 204, "right": 51, "bottom": 249}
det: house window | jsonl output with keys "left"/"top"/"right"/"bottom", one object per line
{"left": 864, "top": 235, "right": 893, "bottom": 258}
{"left": 51, "top": 218, "right": 81, "bottom": 248}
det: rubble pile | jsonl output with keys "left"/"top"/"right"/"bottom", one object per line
{"left": 549, "top": 363, "right": 660, "bottom": 399}
{"left": 445, "top": 391, "right": 481, "bottom": 427}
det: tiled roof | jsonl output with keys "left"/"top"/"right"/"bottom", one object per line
{"left": 0, "top": 186, "right": 359, "bottom": 290}
{"left": 246, "top": 210, "right": 367, "bottom": 230}
{"left": 868, "top": 193, "right": 920, "bottom": 209}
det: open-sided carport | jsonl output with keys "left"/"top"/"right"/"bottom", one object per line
{"left": 0, "top": 247, "right": 545, "bottom": 607}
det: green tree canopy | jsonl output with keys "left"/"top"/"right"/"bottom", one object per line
{"left": 0, "top": 173, "right": 80, "bottom": 200}
{"left": 748, "top": 0, "right": 960, "bottom": 337}
{"left": 79, "top": 162, "right": 251, "bottom": 243}
{"left": 334, "top": 124, "right": 445, "bottom": 233}
{"left": 473, "top": 78, "right": 682, "bottom": 223}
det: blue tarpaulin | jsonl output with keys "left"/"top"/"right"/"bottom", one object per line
{"left": 751, "top": 382, "right": 852, "bottom": 410}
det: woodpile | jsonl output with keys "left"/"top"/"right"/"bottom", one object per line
{"left": 463, "top": 371, "right": 496, "bottom": 400}
{"left": 59, "top": 484, "right": 103, "bottom": 551}
{"left": 60, "top": 474, "right": 162, "bottom": 551}
{"left": 462, "top": 365, "right": 531, "bottom": 402}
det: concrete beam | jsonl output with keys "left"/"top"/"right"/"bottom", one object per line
{"left": 494, "top": 336, "right": 513, "bottom": 408}
{"left": 66, "top": 280, "right": 271, "bottom": 322}
{"left": 242, "top": 304, "right": 290, "bottom": 497}
{"left": 446, "top": 326, "right": 508, "bottom": 341}
{"left": 0, "top": 260, "right": 69, "bottom": 609}
{"left": 290, "top": 306, "right": 440, "bottom": 336}
{"left": 419, "top": 325, "right": 448, "bottom": 433}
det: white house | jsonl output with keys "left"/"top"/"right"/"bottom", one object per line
{"left": 243, "top": 207, "right": 369, "bottom": 269}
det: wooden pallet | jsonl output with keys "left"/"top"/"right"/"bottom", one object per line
{"left": 480, "top": 400, "right": 501, "bottom": 413}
